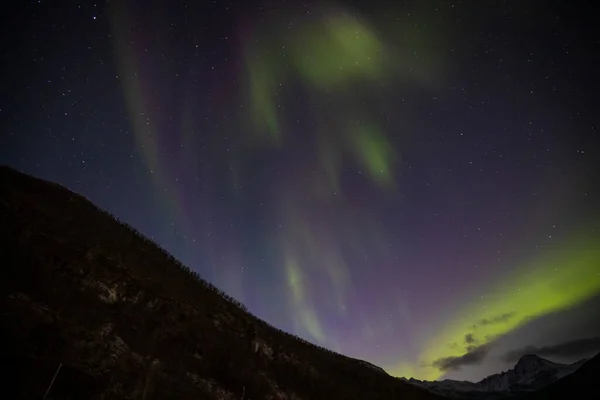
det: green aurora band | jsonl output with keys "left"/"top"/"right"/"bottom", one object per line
{"left": 390, "top": 230, "right": 600, "bottom": 380}
{"left": 243, "top": 7, "right": 399, "bottom": 186}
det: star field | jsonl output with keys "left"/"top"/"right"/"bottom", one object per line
{"left": 2, "top": 0, "right": 599, "bottom": 381}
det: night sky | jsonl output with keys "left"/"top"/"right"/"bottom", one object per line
{"left": 2, "top": 0, "right": 599, "bottom": 382}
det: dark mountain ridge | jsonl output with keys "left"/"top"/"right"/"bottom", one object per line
{"left": 478, "top": 354, "right": 585, "bottom": 392}
{"left": 521, "top": 351, "right": 600, "bottom": 399}
{"left": 0, "top": 165, "right": 444, "bottom": 399}
{"left": 405, "top": 352, "right": 598, "bottom": 399}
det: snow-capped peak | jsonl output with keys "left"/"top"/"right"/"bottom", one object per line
{"left": 404, "top": 355, "right": 588, "bottom": 398}
{"left": 513, "top": 354, "right": 559, "bottom": 376}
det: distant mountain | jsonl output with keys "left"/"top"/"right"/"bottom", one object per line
{"left": 405, "top": 354, "right": 587, "bottom": 399}
{"left": 0, "top": 166, "right": 444, "bottom": 399}
{"left": 479, "top": 354, "right": 586, "bottom": 393}
{"left": 519, "top": 351, "right": 600, "bottom": 399}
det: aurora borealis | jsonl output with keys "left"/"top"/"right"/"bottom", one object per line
{"left": 2, "top": 0, "right": 599, "bottom": 382}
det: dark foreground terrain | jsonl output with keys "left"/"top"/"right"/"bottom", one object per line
{"left": 0, "top": 165, "right": 445, "bottom": 399}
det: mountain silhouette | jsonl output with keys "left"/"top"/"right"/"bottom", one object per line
{"left": 405, "top": 353, "right": 595, "bottom": 399}
{"left": 520, "top": 351, "right": 600, "bottom": 400}
{"left": 0, "top": 165, "right": 444, "bottom": 399}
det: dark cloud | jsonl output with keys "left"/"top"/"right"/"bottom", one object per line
{"left": 472, "top": 312, "right": 514, "bottom": 329}
{"left": 432, "top": 344, "right": 491, "bottom": 372}
{"left": 465, "top": 333, "right": 476, "bottom": 344}
{"left": 503, "top": 336, "right": 600, "bottom": 363}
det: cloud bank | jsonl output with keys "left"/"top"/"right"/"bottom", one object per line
{"left": 503, "top": 336, "right": 600, "bottom": 362}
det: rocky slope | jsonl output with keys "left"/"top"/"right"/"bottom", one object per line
{"left": 405, "top": 354, "right": 591, "bottom": 399}
{"left": 0, "top": 165, "right": 445, "bottom": 399}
